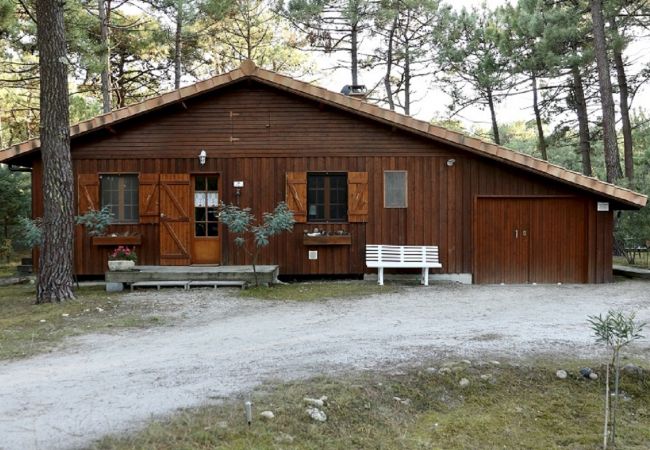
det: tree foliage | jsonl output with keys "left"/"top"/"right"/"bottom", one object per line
{"left": 588, "top": 310, "right": 646, "bottom": 448}
{"left": 218, "top": 201, "right": 295, "bottom": 286}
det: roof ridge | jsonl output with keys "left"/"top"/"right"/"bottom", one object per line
{"left": 0, "top": 59, "right": 646, "bottom": 208}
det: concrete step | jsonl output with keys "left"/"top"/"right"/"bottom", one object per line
{"left": 188, "top": 280, "right": 247, "bottom": 289}
{"left": 131, "top": 281, "right": 189, "bottom": 291}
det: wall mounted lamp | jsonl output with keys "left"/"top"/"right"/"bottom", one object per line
{"left": 446, "top": 158, "right": 456, "bottom": 167}
{"left": 198, "top": 149, "right": 207, "bottom": 166}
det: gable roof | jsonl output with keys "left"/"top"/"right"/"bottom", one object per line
{"left": 1, "top": 59, "right": 646, "bottom": 209}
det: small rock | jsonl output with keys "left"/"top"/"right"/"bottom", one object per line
{"left": 393, "top": 396, "right": 402, "bottom": 402}
{"left": 579, "top": 367, "right": 593, "bottom": 378}
{"left": 490, "top": 360, "right": 500, "bottom": 366}
{"left": 274, "top": 432, "right": 294, "bottom": 444}
{"left": 556, "top": 370, "right": 568, "bottom": 379}
{"left": 438, "top": 367, "right": 451, "bottom": 375}
{"left": 96, "top": 307, "right": 104, "bottom": 313}
{"left": 622, "top": 364, "right": 643, "bottom": 376}
{"left": 589, "top": 373, "right": 598, "bottom": 380}
{"left": 306, "top": 407, "right": 327, "bottom": 422}
{"left": 426, "top": 367, "right": 438, "bottom": 374}
{"left": 260, "top": 411, "right": 274, "bottom": 420}
{"left": 480, "top": 374, "right": 491, "bottom": 381}
{"left": 39, "top": 319, "right": 46, "bottom": 323}
{"left": 61, "top": 313, "right": 69, "bottom": 317}
{"left": 459, "top": 378, "right": 470, "bottom": 387}
{"left": 303, "top": 397, "right": 324, "bottom": 407}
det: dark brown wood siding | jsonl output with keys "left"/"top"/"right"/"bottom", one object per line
{"left": 26, "top": 81, "right": 613, "bottom": 281}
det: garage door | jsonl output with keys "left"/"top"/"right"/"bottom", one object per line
{"left": 474, "top": 197, "right": 588, "bottom": 284}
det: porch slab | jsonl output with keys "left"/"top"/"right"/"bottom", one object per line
{"left": 105, "top": 265, "right": 279, "bottom": 287}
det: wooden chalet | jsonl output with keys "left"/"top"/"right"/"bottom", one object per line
{"left": 0, "top": 60, "right": 646, "bottom": 284}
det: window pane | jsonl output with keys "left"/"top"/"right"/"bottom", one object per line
{"left": 195, "top": 223, "right": 206, "bottom": 237}
{"left": 100, "top": 174, "right": 139, "bottom": 222}
{"left": 195, "top": 176, "right": 205, "bottom": 191}
{"left": 207, "top": 207, "right": 219, "bottom": 221}
{"left": 307, "top": 173, "right": 347, "bottom": 222}
{"left": 384, "top": 171, "right": 407, "bottom": 208}
{"left": 207, "top": 176, "right": 218, "bottom": 191}
{"left": 207, "top": 222, "right": 218, "bottom": 236}
{"left": 195, "top": 208, "right": 206, "bottom": 222}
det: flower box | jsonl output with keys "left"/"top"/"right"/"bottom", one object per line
{"left": 303, "top": 235, "right": 352, "bottom": 246}
{"left": 92, "top": 235, "right": 142, "bottom": 246}
{"left": 108, "top": 260, "right": 135, "bottom": 271}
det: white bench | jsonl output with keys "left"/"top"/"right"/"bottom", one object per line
{"left": 366, "top": 245, "right": 442, "bottom": 286}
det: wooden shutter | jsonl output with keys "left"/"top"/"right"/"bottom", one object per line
{"left": 139, "top": 173, "right": 160, "bottom": 224}
{"left": 78, "top": 174, "right": 99, "bottom": 214}
{"left": 348, "top": 172, "right": 368, "bottom": 222}
{"left": 286, "top": 172, "right": 307, "bottom": 223}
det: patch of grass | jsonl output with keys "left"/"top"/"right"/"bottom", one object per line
{"left": 0, "top": 262, "right": 19, "bottom": 277}
{"left": 240, "top": 280, "right": 402, "bottom": 301}
{"left": 0, "top": 284, "right": 164, "bottom": 360}
{"left": 613, "top": 255, "right": 650, "bottom": 269}
{"left": 93, "top": 361, "right": 650, "bottom": 449}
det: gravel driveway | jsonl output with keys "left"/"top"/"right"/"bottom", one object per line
{"left": 1, "top": 280, "right": 649, "bottom": 450}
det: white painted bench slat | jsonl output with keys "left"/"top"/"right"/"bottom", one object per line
{"left": 366, "top": 244, "right": 442, "bottom": 286}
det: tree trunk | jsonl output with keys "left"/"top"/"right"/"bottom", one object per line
{"left": 35, "top": 0, "right": 75, "bottom": 303}
{"left": 572, "top": 66, "right": 593, "bottom": 176}
{"left": 531, "top": 73, "right": 547, "bottom": 160}
{"left": 590, "top": 0, "right": 622, "bottom": 183}
{"left": 98, "top": 0, "right": 111, "bottom": 113}
{"left": 351, "top": 23, "right": 358, "bottom": 85}
{"left": 404, "top": 44, "right": 411, "bottom": 116}
{"left": 610, "top": 19, "right": 633, "bottom": 180}
{"left": 174, "top": 0, "right": 183, "bottom": 90}
{"left": 384, "top": 16, "right": 397, "bottom": 111}
{"left": 487, "top": 88, "right": 500, "bottom": 145}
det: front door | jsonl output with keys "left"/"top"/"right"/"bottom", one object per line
{"left": 159, "top": 174, "right": 191, "bottom": 265}
{"left": 191, "top": 175, "right": 221, "bottom": 264}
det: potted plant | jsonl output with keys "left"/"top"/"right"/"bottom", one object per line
{"left": 108, "top": 245, "right": 137, "bottom": 271}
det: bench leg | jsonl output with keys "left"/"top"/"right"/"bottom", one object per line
{"left": 378, "top": 267, "right": 384, "bottom": 286}
{"left": 423, "top": 268, "right": 429, "bottom": 286}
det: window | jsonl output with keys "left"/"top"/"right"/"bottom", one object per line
{"left": 194, "top": 175, "right": 219, "bottom": 237}
{"left": 384, "top": 171, "right": 407, "bottom": 208}
{"left": 100, "top": 174, "right": 138, "bottom": 223}
{"left": 307, "top": 173, "right": 347, "bottom": 222}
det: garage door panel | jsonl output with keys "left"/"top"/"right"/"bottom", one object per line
{"left": 476, "top": 197, "right": 587, "bottom": 284}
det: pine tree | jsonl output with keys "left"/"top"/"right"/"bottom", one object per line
{"left": 436, "top": 5, "right": 512, "bottom": 145}
{"left": 35, "top": 0, "right": 75, "bottom": 302}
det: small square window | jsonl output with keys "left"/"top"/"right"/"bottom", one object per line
{"left": 384, "top": 171, "right": 407, "bottom": 208}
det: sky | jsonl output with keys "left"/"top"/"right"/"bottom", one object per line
{"left": 306, "top": 0, "right": 649, "bottom": 133}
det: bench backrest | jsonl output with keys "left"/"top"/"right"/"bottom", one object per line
{"left": 366, "top": 245, "right": 439, "bottom": 264}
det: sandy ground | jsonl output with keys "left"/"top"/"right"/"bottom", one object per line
{"left": 1, "top": 280, "right": 649, "bottom": 450}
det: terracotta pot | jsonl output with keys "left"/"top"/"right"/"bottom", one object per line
{"left": 108, "top": 260, "right": 135, "bottom": 271}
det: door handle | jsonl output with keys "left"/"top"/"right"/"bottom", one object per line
{"left": 515, "top": 229, "right": 519, "bottom": 239}
{"left": 522, "top": 230, "right": 527, "bottom": 237}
